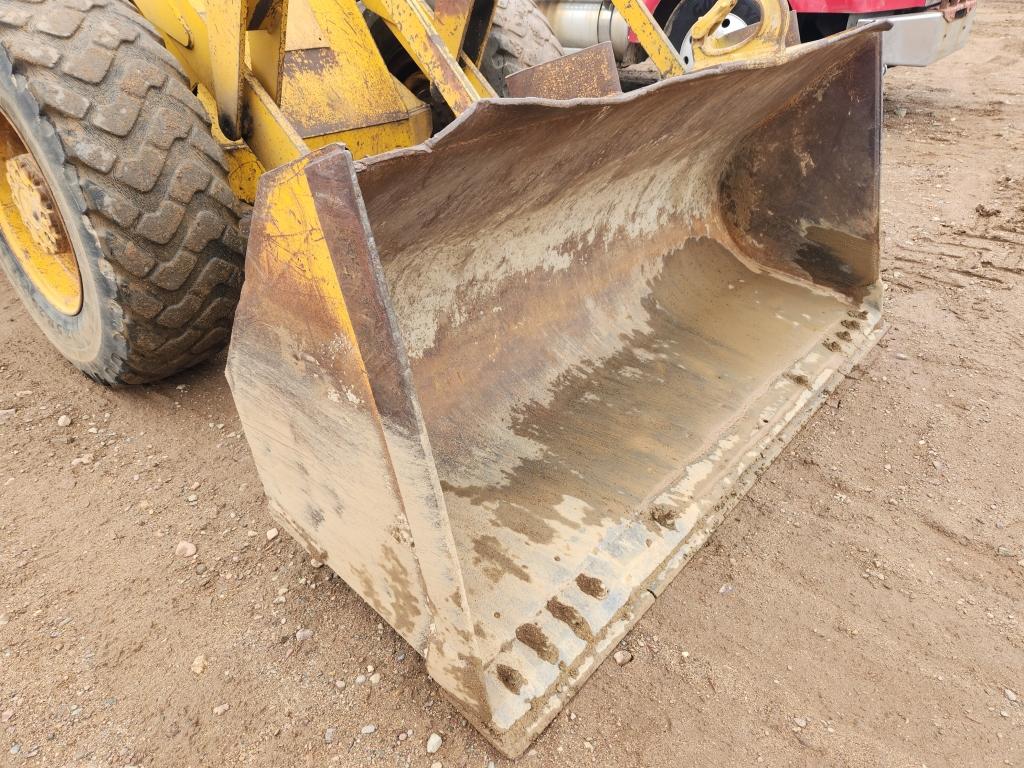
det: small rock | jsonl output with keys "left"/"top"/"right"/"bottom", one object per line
{"left": 426, "top": 732, "right": 443, "bottom": 754}
{"left": 794, "top": 717, "right": 808, "bottom": 728}
{"left": 186, "top": 493, "right": 198, "bottom": 503}
{"left": 1, "top": 709, "right": 12, "bottom": 722}
{"left": 398, "top": 731, "right": 408, "bottom": 742}
{"left": 309, "top": 558, "right": 323, "bottom": 568}
{"left": 57, "top": 414, "right": 72, "bottom": 427}
{"left": 324, "top": 727, "right": 336, "bottom": 744}
{"left": 369, "top": 672, "right": 381, "bottom": 685}
{"left": 613, "top": 650, "right": 633, "bottom": 666}
{"left": 361, "top": 724, "right": 377, "bottom": 735}
{"left": 295, "top": 628, "right": 313, "bottom": 642}
{"left": 0, "top": 613, "right": 8, "bottom": 626}
{"left": 70, "top": 453, "right": 93, "bottom": 467}
{"left": 976, "top": 203, "right": 1001, "bottom": 218}
{"left": 895, "top": 107, "right": 907, "bottom": 118}
{"left": 175, "top": 541, "right": 197, "bottom": 558}
{"left": 191, "top": 655, "right": 207, "bottom": 675}
{"left": 266, "top": 528, "right": 279, "bottom": 541}
{"left": 719, "top": 583, "right": 734, "bottom": 595}
{"left": 1006, "top": 688, "right": 1019, "bottom": 703}
{"left": 894, "top": 352, "right": 908, "bottom": 361}
{"left": 355, "top": 674, "right": 367, "bottom": 684}
{"left": 213, "top": 703, "right": 230, "bottom": 716}
{"left": 431, "top": 763, "right": 442, "bottom": 768}
{"left": 996, "top": 545, "right": 1016, "bottom": 558}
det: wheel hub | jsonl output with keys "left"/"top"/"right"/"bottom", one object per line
{"left": 681, "top": 13, "right": 750, "bottom": 71}
{"left": 0, "top": 112, "right": 81, "bottom": 316}
{"left": 6, "top": 154, "right": 69, "bottom": 256}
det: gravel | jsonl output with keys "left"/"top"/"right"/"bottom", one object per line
{"left": 426, "top": 733, "right": 443, "bottom": 754}
{"left": 175, "top": 541, "right": 197, "bottom": 558}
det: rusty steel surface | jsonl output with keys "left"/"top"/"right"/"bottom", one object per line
{"left": 506, "top": 43, "right": 622, "bottom": 99}
{"left": 939, "top": 0, "right": 977, "bottom": 21}
{"left": 227, "top": 24, "right": 886, "bottom": 757}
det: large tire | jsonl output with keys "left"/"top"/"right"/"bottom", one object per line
{"left": 0, "top": 0, "right": 245, "bottom": 385}
{"left": 480, "top": 0, "right": 565, "bottom": 96}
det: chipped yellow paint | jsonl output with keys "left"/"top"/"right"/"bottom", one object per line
{"left": 609, "top": 0, "right": 686, "bottom": 77}
{"left": 197, "top": 85, "right": 265, "bottom": 202}
{"left": 363, "top": 0, "right": 482, "bottom": 113}
{"left": 690, "top": 0, "right": 791, "bottom": 71}
{"left": 138, "top": 0, "right": 436, "bottom": 168}
{"left": 223, "top": 145, "right": 264, "bottom": 204}
{"left": 690, "top": 0, "right": 737, "bottom": 39}
{"left": 205, "top": 0, "right": 247, "bottom": 139}
{"left": 249, "top": 156, "right": 359, "bottom": 344}
{"left": 460, "top": 53, "right": 499, "bottom": 99}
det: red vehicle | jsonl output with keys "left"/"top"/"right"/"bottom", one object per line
{"left": 539, "top": 0, "right": 977, "bottom": 71}
{"left": 662, "top": 0, "right": 978, "bottom": 68}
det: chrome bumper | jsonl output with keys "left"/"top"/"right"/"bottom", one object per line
{"left": 850, "top": 7, "right": 975, "bottom": 67}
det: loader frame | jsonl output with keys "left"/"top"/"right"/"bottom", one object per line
{"left": 133, "top": 0, "right": 793, "bottom": 201}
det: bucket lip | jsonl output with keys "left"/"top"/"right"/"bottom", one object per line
{"left": 353, "top": 20, "right": 889, "bottom": 175}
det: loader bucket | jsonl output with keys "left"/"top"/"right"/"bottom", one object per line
{"left": 226, "top": 25, "right": 885, "bottom": 757}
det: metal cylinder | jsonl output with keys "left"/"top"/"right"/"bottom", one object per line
{"left": 535, "top": 0, "right": 630, "bottom": 59}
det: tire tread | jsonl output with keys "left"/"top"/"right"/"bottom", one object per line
{"left": 480, "top": 0, "right": 565, "bottom": 96}
{"left": 0, "top": 0, "right": 245, "bottom": 384}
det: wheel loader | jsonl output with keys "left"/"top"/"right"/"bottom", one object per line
{"left": 0, "top": 0, "right": 888, "bottom": 756}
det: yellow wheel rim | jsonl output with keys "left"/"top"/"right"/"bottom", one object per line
{"left": 0, "top": 111, "right": 81, "bottom": 316}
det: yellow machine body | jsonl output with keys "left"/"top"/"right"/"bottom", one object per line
{"left": 133, "top": 0, "right": 887, "bottom": 756}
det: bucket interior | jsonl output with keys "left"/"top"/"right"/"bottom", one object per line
{"left": 352, "top": 32, "right": 882, "bottom": 692}
{"left": 407, "top": 238, "right": 862, "bottom": 667}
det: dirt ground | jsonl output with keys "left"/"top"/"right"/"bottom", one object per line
{"left": 2, "top": 4, "right": 1023, "bottom": 767}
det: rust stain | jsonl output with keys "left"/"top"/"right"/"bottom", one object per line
{"left": 506, "top": 43, "right": 621, "bottom": 100}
